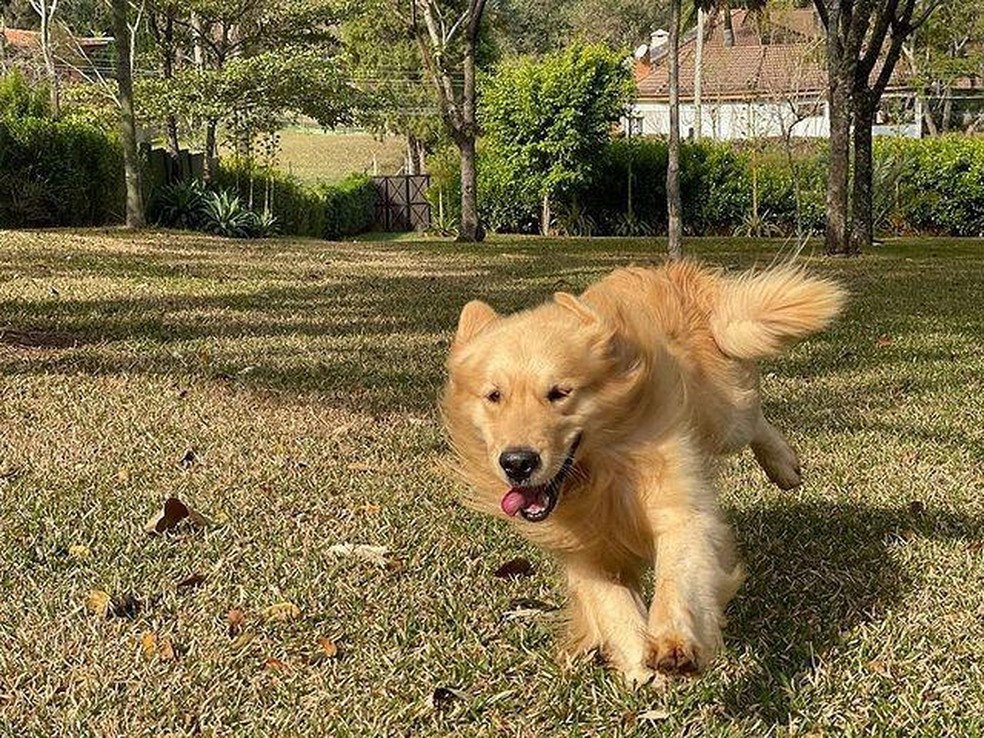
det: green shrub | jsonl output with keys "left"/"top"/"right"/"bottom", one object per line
{"left": 427, "top": 134, "right": 984, "bottom": 238}
{"left": 150, "top": 179, "right": 207, "bottom": 230}
{"left": 319, "top": 174, "right": 376, "bottom": 240}
{"left": 0, "top": 69, "right": 49, "bottom": 121}
{"left": 215, "top": 158, "right": 325, "bottom": 238}
{"left": 0, "top": 115, "right": 124, "bottom": 227}
{"left": 883, "top": 135, "right": 984, "bottom": 237}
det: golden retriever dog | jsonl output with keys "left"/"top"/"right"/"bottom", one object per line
{"left": 441, "top": 259, "right": 845, "bottom": 686}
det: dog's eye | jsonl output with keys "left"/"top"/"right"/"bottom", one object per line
{"left": 485, "top": 389, "right": 501, "bottom": 404}
{"left": 547, "top": 386, "right": 571, "bottom": 403}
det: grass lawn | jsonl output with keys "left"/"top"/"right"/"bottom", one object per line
{"left": 0, "top": 230, "right": 982, "bottom": 736}
{"left": 275, "top": 128, "right": 407, "bottom": 183}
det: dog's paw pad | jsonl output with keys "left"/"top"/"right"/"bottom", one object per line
{"left": 622, "top": 665, "right": 659, "bottom": 689}
{"left": 648, "top": 637, "right": 701, "bottom": 676}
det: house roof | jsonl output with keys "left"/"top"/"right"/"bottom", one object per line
{"left": 2, "top": 27, "right": 113, "bottom": 51}
{"left": 635, "top": 8, "right": 908, "bottom": 103}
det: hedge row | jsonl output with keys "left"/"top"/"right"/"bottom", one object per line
{"left": 430, "top": 135, "right": 984, "bottom": 238}
{"left": 0, "top": 116, "right": 124, "bottom": 228}
{"left": 215, "top": 158, "right": 376, "bottom": 239}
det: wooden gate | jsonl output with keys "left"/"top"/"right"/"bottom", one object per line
{"left": 372, "top": 175, "right": 430, "bottom": 232}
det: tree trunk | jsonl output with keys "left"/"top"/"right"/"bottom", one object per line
{"left": 37, "top": 0, "right": 60, "bottom": 115}
{"left": 111, "top": 0, "right": 145, "bottom": 228}
{"left": 825, "top": 79, "right": 851, "bottom": 255}
{"left": 456, "top": 29, "right": 483, "bottom": 242}
{"left": 458, "top": 134, "right": 480, "bottom": 241}
{"left": 850, "top": 99, "right": 874, "bottom": 253}
{"left": 722, "top": 1, "right": 735, "bottom": 47}
{"left": 541, "top": 192, "right": 551, "bottom": 236}
{"left": 204, "top": 119, "right": 218, "bottom": 181}
{"left": 666, "top": 0, "right": 683, "bottom": 260}
{"left": 166, "top": 117, "right": 180, "bottom": 159}
{"left": 406, "top": 133, "right": 420, "bottom": 175}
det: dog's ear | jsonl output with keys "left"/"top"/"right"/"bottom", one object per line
{"left": 553, "top": 292, "right": 599, "bottom": 325}
{"left": 454, "top": 300, "right": 498, "bottom": 346}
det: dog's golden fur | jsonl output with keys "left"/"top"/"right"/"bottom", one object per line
{"left": 441, "top": 260, "right": 845, "bottom": 686}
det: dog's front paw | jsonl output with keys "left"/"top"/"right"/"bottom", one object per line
{"left": 647, "top": 634, "right": 702, "bottom": 676}
{"left": 621, "top": 664, "right": 661, "bottom": 690}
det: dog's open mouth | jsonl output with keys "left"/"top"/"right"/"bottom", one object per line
{"left": 500, "top": 436, "right": 581, "bottom": 523}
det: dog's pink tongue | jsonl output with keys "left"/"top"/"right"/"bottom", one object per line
{"left": 501, "top": 488, "right": 530, "bottom": 517}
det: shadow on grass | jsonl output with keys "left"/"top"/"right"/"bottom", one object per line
{"left": 721, "top": 500, "right": 983, "bottom": 722}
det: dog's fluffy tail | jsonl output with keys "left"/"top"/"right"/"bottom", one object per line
{"left": 710, "top": 267, "right": 846, "bottom": 360}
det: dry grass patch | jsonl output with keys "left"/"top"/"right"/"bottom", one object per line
{"left": 0, "top": 230, "right": 982, "bottom": 736}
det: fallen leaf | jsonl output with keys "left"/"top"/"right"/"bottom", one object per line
{"left": 116, "top": 468, "right": 131, "bottom": 485}
{"left": 327, "top": 544, "right": 390, "bottom": 567}
{"left": 230, "top": 633, "right": 255, "bottom": 652}
{"left": 967, "top": 541, "right": 984, "bottom": 555}
{"left": 428, "top": 687, "right": 464, "bottom": 711}
{"left": 318, "top": 637, "right": 338, "bottom": 658}
{"left": 145, "top": 497, "right": 209, "bottom": 534}
{"left": 86, "top": 590, "right": 111, "bottom": 617}
{"left": 908, "top": 500, "right": 926, "bottom": 516}
{"left": 359, "top": 503, "right": 381, "bottom": 515}
{"left": 158, "top": 639, "right": 176, "bottom": 661}
{"left": 140, "top": 632, "right": 157, "bottom": 660}
{"left": 0, "top": 465, "right": 22, "bottom": 482}
{"left": 502, "top": 597, "right": 558, "bottom": 621}
{"left": 875, "top": 335, "right": 894, "bottom": 348}
{"left": 345, "top": 462, "right": 374, "bottom": 472}
{"left": 494, "top": 557, "right": 534, "bottom": 579}
{"left": 227, "top": 608, "right": 246, "bottom": 637}
{"left": 264, "top": 657, "right": 288, "bottom": 671}
{"left": 180, "top": 449, "right": 198, "bottom": 468}
{"left": 261, "top": 602, "right": 301, "bottom": 623}
{"left": 176, "top": 573, "right": 207, "bottom": 590}
{"left": 111, "top": 593, "right": 143, "bottom": 619}
{"left": 385, "top": 556, "right": 405, "bottom": 575}
{"left": 639, "top": 709, "right": 671, "bottom": 722}
{"left": 866, "top": 659, "right": 891, "bottom": 677}
{"left": 68, "top": 544, "right": 90, "bottom": 559}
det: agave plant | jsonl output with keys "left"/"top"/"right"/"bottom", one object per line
{"left": 201, "top": 190, "right": 259, "bottom": 238}
{"left": 151, "top": 180, "right": 206, "bottom": 230}
{"left": 553, "top": 199, "right": 597, "bottom": 237}
{"left": 733, "top": 209, "right": 785, "bottom": 238}
{"left": 612, "top": 211, "right": 654, "bottom": 237}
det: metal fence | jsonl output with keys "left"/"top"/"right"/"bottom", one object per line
{"left": 371, "top": 175, "right": 430, "bottom": 232}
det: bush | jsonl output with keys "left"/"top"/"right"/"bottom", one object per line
{"left": 883, "top": 135, "right": 984, "bottom": 237}
{"left": 0, "top": 115, "right": 124, "bottom": 227}
{"left": 428, "top": 133, "right": 984, "bottom": 238}
{"left": 319, "top": 174, "right": 376, "bottom": 240}
{"left": 0, "top": 69, "right": 49, "bottom": 121}
{"left": 214, "top": 159, "right": 376, "bottom": 239}
{"left": 215, "top": 157, "right": 325, "bottom": 238}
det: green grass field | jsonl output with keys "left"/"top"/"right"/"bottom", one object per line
{"left": 1, "top": 230, "right": 982, "bottom": 736}
{"left": 275, "top": 128, "right": 407, "bottom": 183}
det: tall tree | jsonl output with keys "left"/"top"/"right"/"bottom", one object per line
{"left": 481, "top": 42, "right": 633, "bottom": 235}
{"left": 665, "top": 0, "right": 682, "bottom": 258}
{"left": 111, "top": 0, "right": 145, "bottom": 227}
{"left": 411, "top": 0, "right": 489, "bottom": 242}
{"left": 28, "top": 0, "right": 58, "bottom": 114}
{"left": 814, "top": 0, "right": 938, "bottom": 255}
{"left": 850, "top": 0, "right": 936, "bottom": 252}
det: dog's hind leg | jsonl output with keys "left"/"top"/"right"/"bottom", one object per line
{"left": 750, "top": 415, "right": 802, "bottom": 490}
{"left": 563, "top": 563, "right": 655, "bottom": 689}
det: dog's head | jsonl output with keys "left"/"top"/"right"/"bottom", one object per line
{"left": 441, "top": 292, "right": 640, "bottom": 523}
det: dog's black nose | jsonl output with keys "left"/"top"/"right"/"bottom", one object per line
{"left": 499, "top": 448, "right": 541, "bottom": 483}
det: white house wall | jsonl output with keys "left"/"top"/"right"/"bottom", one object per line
{"left": 628, "top": 96, "right": 921, "bottom": 140}
{"left": 629, "top": 100, "right": 828, "bottom": 139}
